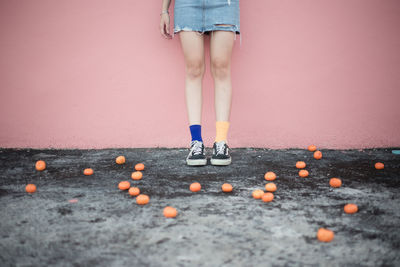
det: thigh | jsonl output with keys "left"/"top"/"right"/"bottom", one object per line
{"left": 179, "top": 31, "right": 205, "bottom": 66}
{"left": 206, "top": 0, "right": 240, "bottom": 34}
{"left": 210, "top": 30, "right": 235, "bottom": 65}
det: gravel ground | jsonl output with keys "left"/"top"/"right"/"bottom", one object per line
{"left": 0, "top": 147, "right": 399, "bottom": 266}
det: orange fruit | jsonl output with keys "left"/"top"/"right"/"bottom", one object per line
{"left": 264, "top": 171, "right": 276, "bottom": 181}
{"left": 299, "top": 169, "right": 309, "bottom": 178}
{"left": 135, "top": 163, "right": 145, "bottom": 171}
{"left": 131, "top": 171, "right": 143, "bottom": 180}
{"left": 252, "top": 189, "right": 264, "bottom": 199}
{"left": 222, "top": 183, "right": 233, "bottom": 192}
{"left": 118, "top": 181, "right": 130, "bottom": 190}
{"left": 136, "top": 194, "right": 149, "bottom": 205}
{"left": 308, "top": 145, "right": 317, "bottom": 152}
{"left": 344, "top": 203, "right": 358, "bottom": 214}
{"left": 329, "top": 178, "right": 342, "bottom": 188}
{"left": 83, "top": 168, "right": 93, "bottom": 175}
{"left": 128, "top": 187, "right": 140, "bottom": 196}
{"left": 190, "top": 182, "right": 201, "bottom": 192}
{"left": 375, "top": 162, "right": 384, "bottom": 170}
{"left": 317, "top": 228, "right": 334, "bottom": 242}
{"left": 296, "top": 161, "right": 306, "bottom": 169}
{"left": 25, "top": 184, "right": 36, "bottom": 193}
{"left": 314, "top": 150, "right": 322, "bottom": 160}
{"left": 163, "top": 206, "right": 178, "bottom": 218}
{"left": 116, "top": 156, "right": 126, "bottom": 164}
{"left": 262, "top": 192, "right": 274, "bottom": 202}
{"left": 35, "top": 160, "right": 46, "bottom": 171}
{"left": 265, "top": 182, "right": 277, "bottom": 192}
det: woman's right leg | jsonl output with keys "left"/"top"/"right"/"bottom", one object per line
{"left": 178, "top": 31, "right": 205, "bottom": 125}
{"left": 178, "top": 31, "right": 207, "bottom": 166}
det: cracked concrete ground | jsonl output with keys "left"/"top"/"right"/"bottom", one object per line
{"left": 0, "top": 147, "right": 399, "bottom": 266}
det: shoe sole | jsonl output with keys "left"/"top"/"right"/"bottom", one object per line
{"left": 210, "top": 158, "right": 232, "bottom": 166}
{"left": 186, "top": 158, "right": 207, "bottom": 166}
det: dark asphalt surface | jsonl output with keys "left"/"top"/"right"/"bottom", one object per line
{"left": 0, "top": 147, "right": 399, "bottom": 266}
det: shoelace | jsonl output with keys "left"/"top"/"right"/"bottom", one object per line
{"left": 215, "top": 141, "right": 226, "bottom": 155}
{"left": 190, "top": 141, "right": 203, "bottom": 155}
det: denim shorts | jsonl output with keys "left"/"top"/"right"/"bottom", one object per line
{"left": 173, "top": 0, "right": 241, "bottom": 45}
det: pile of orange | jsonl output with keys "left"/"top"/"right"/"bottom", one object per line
{"left": 251, "top": 142, "right": 369, "bottom": 234}
{"left": 252, "top": 190, "right": 274, "bottom": 202}
{"left": 303, "top": 144, "right": 367, "bottom": 242}
{"left": 119, "top": 162, "right": 150, "bottom": 206}
{"left": 253, "top": 171, "right": 277, "bottom": 202}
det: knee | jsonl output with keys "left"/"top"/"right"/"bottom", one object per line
{"left": 211, "top": 58, "right": 230, "bottom": 79}
{"left": 185, "top": 59, "right": 205, "bottom": 80}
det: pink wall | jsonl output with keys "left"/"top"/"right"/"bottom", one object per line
{"left": 0, "top": 0, "right": 399, "bottom": 149}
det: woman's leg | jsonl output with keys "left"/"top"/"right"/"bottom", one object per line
{"left": 178, "top": 31, "right": 207, "bottom": 166}
{"left": 209, "top": 29, "right": 235, "bottom": 165}
{"left": 178, "top": 31, "right": 205, "bottom": 126}
{"left": 210, "top": 30, "right": 235, "bottom": 137}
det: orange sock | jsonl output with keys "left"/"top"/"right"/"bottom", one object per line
{"left": 215, "top": 121, "right": 230, "bottom": 142}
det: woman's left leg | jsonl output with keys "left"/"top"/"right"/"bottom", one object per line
{"left": 209, "top": 29, "right": 236, "bottom": 165}
{"left": 210, "top": 29, "right": 235, "bottom": 123}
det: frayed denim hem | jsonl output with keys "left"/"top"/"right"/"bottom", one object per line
{"left": 174, "top": 25, "right": 242, "bottom": 48}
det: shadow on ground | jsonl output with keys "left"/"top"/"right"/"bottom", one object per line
{"left": 0, "top": 148, "right": 399, "bottom": 266}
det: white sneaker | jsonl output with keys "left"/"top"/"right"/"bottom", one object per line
{"left": 186, "top": 140, "right": 207, "bottom": 166}
{"left": 210, "top": 140, "right": 232, "bottom": 166}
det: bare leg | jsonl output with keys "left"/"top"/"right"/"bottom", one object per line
{"left": 178, "top": 31, "right": 205, "bottom": 125}
{"left": 210, "top": 28, "right": 235, "bottom": 122}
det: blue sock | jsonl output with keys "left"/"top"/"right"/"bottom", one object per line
{"left": 189, "top": 124, "right": 203, "bottom": 142}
